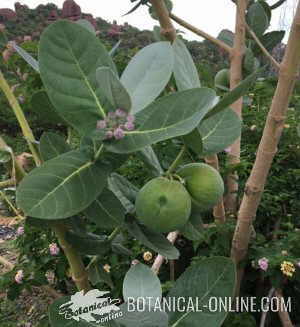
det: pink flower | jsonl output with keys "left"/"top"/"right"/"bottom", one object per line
{"left": 126, "top": 114, "right": 135, "bottom": 123}
{"left": 258, "top": 257, "right": 269, "bottom": 271}
{"left": 105, "top": 130, "right": 114, "bottom": 139}
{"left": 124, "top": 122, "right": 135, "bottom": 131}
{"left": 49, "top": 243, "right": 60, "bottom": 256}
{"left": 224, "top": 147, "right": 232, "bottom": 153}
{"left": 113, "top": 127, "right": 125, "bottom": 140}
{"left": 131, "top": 259, "right": 140, "bottom": 266}
{"left": 97, "top": 120, "right": 107, "bottom": 129}
{"left": 16, "top": 226, "right": 24, "bottom": 236}
{"left": 15, "top": 270, "right": 24, "bottom": 284}
{"left": 115, "top": 108, "right": 126, "bottom": 117}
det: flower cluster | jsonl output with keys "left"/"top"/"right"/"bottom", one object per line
{"left": 49, "top": 242, "right": 60, "bottom": 256}
{"left": 281, "top": 261, "right": 295, "bottom": 277}
{"left": 258, "top": 257, "right": 269, "bottom": 271}
{"left": 97, "top": 109, "right": 135, "bottom": 140}
{"left": 16, "top": 226, "right": 24, "bottom": 236}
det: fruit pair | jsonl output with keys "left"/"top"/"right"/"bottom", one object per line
{"left": 135, "top": 163, "right": 224, "bottom": 233}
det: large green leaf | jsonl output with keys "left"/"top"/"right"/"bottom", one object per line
{"left": 108, "top": 173, "right": 139, "bottom": 213}
{"left": 180, "top": 210, "right": 204, "bottom": 241}
{"left": 96, "top": 67, "right": 131, "bottom": 112}
{"left": 167, "top": 257, "right": 236, "bottom": 327}
{"left": 65, "top": 231, "right": 110, "bottom": 255}
{"left": 39, "top": 132, "right": 71, "bottom": 162}
{"left": 105, "top": 88, "right": 217, "bottom": 153}
{"left": 125, "top": 221, "right": 179, "bottom": 260}
{"left": 39, "top": 20, "right": 117, "bottom": 134}
{"left": 205, "top": 67, "right": 264, "bottom": 119}
{"left": 246, "top": 2, "right": 269, "bottom": 36}
{"left": 173, "top": 38, "right": 200, "bottom": 91}
{"left": 30, "top": 90, "right": 63, "bottom": 124}
{"left": 252, "top": 30, "right": 285, "bottom": 56}
{"left": 76, "top": 19, "right": 96, "bottom": 34}
{"left": 16, "top": 150, "right": 109, "bottom": 219}
{"left": 85, "top": 188, "right": 125, "bottom": 230}
{"left": 200, "top": 109, "right": 241, "bottom": 156}
{"left": 118, "top": 303, "right": 168, "bottom": 327}
{"left": 121, "top": 42, "right": 174, "bottom": 114}
{"left": 123, "top": 263, "right": 162, "bottom": 305}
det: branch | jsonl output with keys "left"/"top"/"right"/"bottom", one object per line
{"left": 270, "top": 0, "right": 288, "bottom": 10}
{"left": 245, "top": 23, "right": 280, "bottom": 69}
{"left": 259, "top": 287, "right": 275, "bottom": 327}
{"left": 0, "top": 179, "right": 14, "bottom": 188}
{"left": 149, "top": 0, "right": 176, "bottom": 42}
{"left": 231, "top": 0, "right": 300, "bottom": 292}
{"left": 275, "top": 289, "right": 294, "bottom": 327}
{"left": 170, "top": 13, "right": 233, "bottom": 55}
{"left": 151, "top": 231, "right": 179, "bottom": 274}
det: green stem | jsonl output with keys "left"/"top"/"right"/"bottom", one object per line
{"left": 0, "top": 70, "right": 41, "bottom": 166}
{"left": 167, "top": 145, "right": 186, "bottom": 175}
{"left": 0, "top": 179, "right": 14, "bottom": 188}
{"left": 53, "top": 223, "right": 91, "bottom": 293}
{"left": 0, "top": 191, "right": 24, "bottom": 219}
{"left": 108, "top": 226, "right": 121, "bottom": 241}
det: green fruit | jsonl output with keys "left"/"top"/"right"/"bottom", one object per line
{"left": 214, "top": 68, "right": 230, "bottom": 91}
{"left": 135, "top": 177, "right": 191, "bottom": 233}
{"left": 177, "top": 163, "right": 224, "bottom": 211}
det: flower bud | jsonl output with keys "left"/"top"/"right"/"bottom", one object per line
{"left": 114, "top": 127, "right": 125, "bottom": 140}
{"left": 124, "top": 122, "right": 135, "bottom": 131}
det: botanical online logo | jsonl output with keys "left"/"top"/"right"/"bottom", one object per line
{"left": 58, "top": 289, "right": 123, "bottom": 324}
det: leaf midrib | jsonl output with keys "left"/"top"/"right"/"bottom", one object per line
{"left": 28, "top": 160, "right": 93, "bottom": 214}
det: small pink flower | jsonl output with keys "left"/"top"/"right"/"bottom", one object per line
{"left": 16, "top": 226, "right": 24, "bottom": 236}
{"left": 124, "top": 122, "right": 135, "bottom": 131}
{"left": 126, "top": 114, "right": 135, "bottom": 123}
{"left": 224, "top": 147, "right": 232, "bottom": 153}
{"left": 115, "top": 108, "right": 126, "bottom": 117}
{"left": 105, "top": 130, "right": 114, "bottom": 139}
{"left": 258, "top": 257, "right": 269, "bottom": 271}
{"left": 113, "top": 127, "right": 125, "bottom": 140}
{"left": 131, "top": 259, "right": 140, "bottom": 266}
{"left": 15, "top": 270, "right": 24, "bottom": 284}
{"left": 97, "top": 120, "right": 107, "bottom": 129}
{"left": 49, "top": 243, "right": 60, "bottom": 256}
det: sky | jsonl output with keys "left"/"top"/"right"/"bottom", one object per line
{"left": 1, "top": 0, "right": 296, "bottom": 42}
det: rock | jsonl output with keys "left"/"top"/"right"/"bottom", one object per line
{"left": 62, "top": 0, "right": 81, "bottom": 21}
{"left": 0, "top": 9, "right": 17, "bottom": 22}
{"left": 47, "top": 9, "right": 59, "bottom": 22}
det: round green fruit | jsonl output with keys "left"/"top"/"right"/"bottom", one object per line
{"left": 135, "top": 177, "right": 191, "bottom": 233}
{"left": 177, "top": 163, "right": 224, "bottom": 211}
{"left": 214, "top": 68, "right": 230, "bottom": 91}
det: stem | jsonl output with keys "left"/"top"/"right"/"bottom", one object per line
{"left": 0, "top": 70, "right": 41, "bottom": 167}
{"left": 170, "top": 13, "right": 233, "bottom": 54}
{"left": 166, "top": 145, "right": 186, "bottom": 175}
{"left": 108, "top": 226, "right": 121, "bottom": 241}
{"left": 205, "top": 155, "right": 226, "bottom": 223}
{"left": 245, "top": 23, "right": 280, "bottom": 69}
{"left": 275, "top": 289, "right": 294, "bottom": 327}
{"left": 152, "top": 231, "right": 179, "bottom": 274}
{"left": 149, "top": 0, "right": 177, "bottom": 41}
{"left": 225, "top": 0, "right": 247, "bottom": 214}
{"left": 231, "top": 1, "right": 300, "bottom": 294}
{"left": 0, "top": 179, "right": 14, "bottom": 188}
{"left": 0, "top": 191, "right": 24, "bottom": 220}
{"left": 53, "top": 223, "right": 90, "bottom": 292}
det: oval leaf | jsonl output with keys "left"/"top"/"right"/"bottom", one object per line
{"left": 16, "top": 150, "right": 110, "bottom": 219}
{"left": 39, "top": 132, "right": 71, "bottom": 162}
{"left": 39, "top": 20, "right": 117, "bottom": 134}
{"left": 121, "top": 42, "right": 174, "bottom": 114}
{"left": 246, "top": 3, "right": 269, "bottom": 36}
{"left": 123, "top": 263, "right": 162, "bottom": 305}
{"left": 167, "top": 257, "right": 236, "bottom": 327}
{"left": 173, "top": 38, "right": 200, "bottom": 91}
{"left": 96, "top": 67, "right": 132, "bottom": 112}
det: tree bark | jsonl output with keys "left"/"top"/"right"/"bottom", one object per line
{"left": 225, "top": 0, "right": 248, "bottom": 213}
{"left": 231, "top": 0, "right": 300, "bottom": 293}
